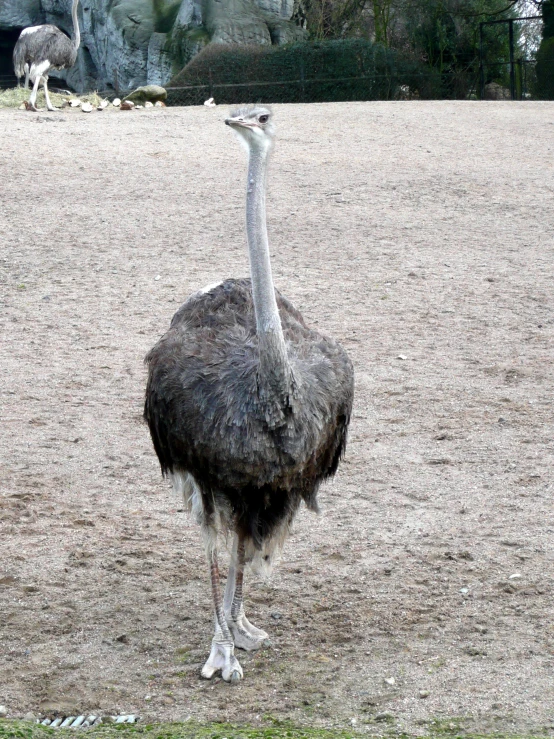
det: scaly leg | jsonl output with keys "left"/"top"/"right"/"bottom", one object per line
{"left": 201, "top": 548, "right": 243, "bottom": 683}
{"left": 224, "top": 534, "right": 269, "bottom": 651}
{"left": 42, "top": 77, "right": 56, "bottom": 112}
{"left": 28, "top": 75, "right": 41, "bottom": 111}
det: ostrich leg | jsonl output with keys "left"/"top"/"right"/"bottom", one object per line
{"left": 201, "top": 548, "right": 243, "bottom": 683}
{"left": 24, "top": 65, "right": 30, "bottom": 89}
{"left": 42, "top": 77, "right": 56, "bottom": 112}
{"left": 224, "top": 534, "right": 269, "bottom": 650}
{"left": 28, "top": 75, "right": 41, "bottom": 111}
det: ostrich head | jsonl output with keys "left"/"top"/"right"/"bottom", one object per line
{"left": 225, "top": 106, "right": 274, "bottom": 153}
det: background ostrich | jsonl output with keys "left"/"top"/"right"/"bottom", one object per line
{"left": 12, "top": 0, "right": 80, "bottom": 111}
{"left": 144, "top": 106, "right": 354, "bottom": 683}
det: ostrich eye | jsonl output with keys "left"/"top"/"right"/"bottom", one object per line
{"left": 258, "top": 115, "right": 269, "bottom": 124}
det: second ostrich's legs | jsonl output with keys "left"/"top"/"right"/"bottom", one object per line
{"left": 42, "top": 77, "right": 56, "bottom": 112}
{"left": 224, "top": 534, "right": 269, "bottom": 650}
{"left": 28, "top": 74, "right": 41, "bottom": 111}
{"left": 201, "top": 548, "right": 243, "bottom": 683}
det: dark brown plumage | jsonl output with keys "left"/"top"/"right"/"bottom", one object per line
{"left": 145, "top": 278, "right": 353, "bottom": 548}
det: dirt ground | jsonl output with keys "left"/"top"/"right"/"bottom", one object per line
{"left": 1, "top": 101, "right": 553, "bottom": 735}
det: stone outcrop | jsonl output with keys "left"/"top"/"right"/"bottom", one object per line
{"left": 0, "top": 0, "right": 304, "bottom": 92}
{"left": 123, "top": 83, "right": 166, "bottom": 102}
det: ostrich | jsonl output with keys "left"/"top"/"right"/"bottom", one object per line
{"left": 144, "top": 106, "right": 354, "bottom": 683}
{"left": 12, "top": 0, "right": 80, "bottom": 112}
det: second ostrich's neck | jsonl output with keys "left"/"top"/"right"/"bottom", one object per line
{"left": 246, "top": 142, "right": 290, "bottom": 404}
{"left": 71, "top": 0, "right": 80, "bottom": 49}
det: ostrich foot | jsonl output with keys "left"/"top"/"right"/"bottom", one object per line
{"left": 228, "top": 611, "right": 270, "bottom": 651}
{"left": 201, "top": 637, "right": 243, "bottom": 683}
{"left": 46, "top": 105, "right": 58, "bottom": 112}
{"left": 24, "top": 102, "right": 40, "bottom": 112}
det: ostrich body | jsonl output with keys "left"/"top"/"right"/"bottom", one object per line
{"left": 144, "top": 106, "right": 354, "bottom": 683}
{"left": 13, "top": 0, "right": 80, "bottom": 111}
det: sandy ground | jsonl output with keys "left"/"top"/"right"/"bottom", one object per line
{"left": 0, "top": 101, "right": 553, "bottom": 735}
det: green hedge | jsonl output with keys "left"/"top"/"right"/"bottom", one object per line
{"left": 168, "top": 39, "right": 440, "bottom": 103}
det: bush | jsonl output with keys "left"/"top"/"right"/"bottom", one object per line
{"left": 168, "top": 39, "right": 436, "bottom": 104}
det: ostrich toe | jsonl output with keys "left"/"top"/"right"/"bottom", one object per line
{"left": 228, "top": 611, "right": 269, "bottom": 651}
{"left": 201, "top": 637, "right": 243, "bottom": 682}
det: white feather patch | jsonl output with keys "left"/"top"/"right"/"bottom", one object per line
{"left": 20, "top": 26, "right": 42, "bottom": 36}
{"left": 198, "top": 281, "right": 222, "bottom": 295}
{"left": 30, "top": 59, "right": 51, "bottom": 80}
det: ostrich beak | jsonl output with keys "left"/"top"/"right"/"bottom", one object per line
{"left": 225, "top": 118, "right": 255, "bottom": 129}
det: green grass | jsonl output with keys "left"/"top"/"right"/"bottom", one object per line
{"left": 0, "top": 721, "right": 358, "bottom": 739}
{"left": 0, "top": 719, "right": 552, "bottom": 739}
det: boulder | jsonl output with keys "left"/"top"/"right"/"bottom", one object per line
{"left": 122, "top": 84, "right": 167, "bottom": 103}
{"left": 1, "top": 0, "right": 304, "bottom": 93}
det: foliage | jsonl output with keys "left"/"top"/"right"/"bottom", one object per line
{"left": 293, "top": 0, "right": 536, "bottom": 98}
{"left": 401, "top": 0, "right": 521, "bottom": 97}
{"left": 169, "top": 38, "right": 436, "bottom": 102}
{"left": 536, "top": 0, "right": 554, "bottom": 96}
{"left": 153, "top": 0, "right": 182, "bottom": 33}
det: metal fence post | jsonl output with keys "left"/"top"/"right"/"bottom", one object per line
{"left": 508, "top": 18, "right": 515, "bottom": 100}
{"left": 479, "top": 22, "right": 485, "bottom": 99}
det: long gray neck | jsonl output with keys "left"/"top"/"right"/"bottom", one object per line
{"left": 70, "top": 0, "right": 80, "bottom": 49}
{"left": 246, "top": 143, "right": 291, "bottom": 408}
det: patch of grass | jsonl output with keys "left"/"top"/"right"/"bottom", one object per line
{"left": 0, "top": 87, "right": 104, "bottom": 109}
{"left": 0, "top": 720, "right": 357, "bottom": 739}
{"left": 0, "top": 720, "right": 551, "bottom": 739}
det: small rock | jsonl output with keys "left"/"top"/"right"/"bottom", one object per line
{"left": 154, "top": 101, "right": 166, "bottom": 107}
{"left": 204, "top": 97, "right": 216, "bottom": 107}
{"left": 375, "top": 712, "right": 394, "bottom": 722}
{"left": 69, "top": 99, "right": 81, "bottom": 107}
{"left": 384, "top": 676, "right": 395, "bottom": 686}
{"left": 509, "top": 573, "right": 522, "bottom": 580}
{"left": 98, "top": 100, "right": 109, "bottom": 110}
{"left": 154, "top": 275, "right": 161, "bottom": 281}
{"left": 120, "top": 101, "right": 135, "bottom": 110}
{"left": 144, "top": 101, "right": 154, "bottom": 108}
{"left": 460, "top": 587, "right": 469, "bottom": 594}
{"left": 350, "top": 718, "right": 357, "bottom": 726}
{"left": 18, "top": 103, "right": 26, "bottom": 110}
{"left": 81, "top": 102, "right": 93, "bottom": 113}
{"left": 419, "top": 690, "right": 429, "bottom": 699}
{"left": 24, "top": 712, "right": 36, "bottom": 722}
{"left": 397, "top": 354, "right": 407, "bottom": 360}
{"left": 464, "top": 645, "right": 486, "bottom": 656}
{"left": 0, "top": 706, "right": 7, "bottom": 717}
{"left": 271, "top": 611, "right": 282, "bottom": 620}
{"left": 115, "top": 634, "right": 129, "bottom": 644}
{"left": 112, "top": 98, "right": 121, "bottom": 107}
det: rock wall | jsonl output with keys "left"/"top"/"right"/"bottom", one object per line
{"left": 0, "top": 0, "right": 304, "bottom": 91}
